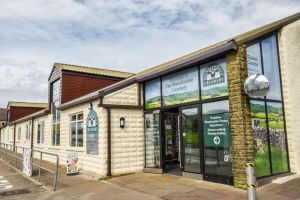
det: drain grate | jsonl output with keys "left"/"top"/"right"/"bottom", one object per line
{"left": 0, "top": 189, "right": 31, "bottom": 197}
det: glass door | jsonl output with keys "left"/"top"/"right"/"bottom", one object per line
{"left": 180, "top": 105, "right": 202, "bottom": 174}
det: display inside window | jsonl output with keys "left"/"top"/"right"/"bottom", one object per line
{"left": 145, "top": 112, "right": 161, "bottom": 168}
{"left": 200, "top": 58, "right": 228, "bottom": 100}
{"left": 202, "top": 100, "right": 232, "bottom": 176}
{"left": 145, "top": 79, "right": 161, "bottom": 109}
{"left": 267, "top": 102, "right": 288, "bottom": 174}
{"left": 250, "top": 100, "right": 271, "bottom": 177}
{"left": 162, "top": 67, "right": 199, "bottom": 106}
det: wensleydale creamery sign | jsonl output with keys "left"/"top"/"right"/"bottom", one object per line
{"left": 202, "top": 64, "right": 225, "bottom": 86}
{"left": 200, "top": 58, "right": 228, "bottom": 99}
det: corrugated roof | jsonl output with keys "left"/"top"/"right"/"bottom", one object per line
{"left": 59, "top": 12, "right": 300, "bottom": 110}
{"left": 54, "top": 63, "right": 135, "bottom": 79}
{"left": 8, "top": 101, "right": 48, "bottom": 108}
{"left": 0, "top": 108, "right": 7, "bottom": 121}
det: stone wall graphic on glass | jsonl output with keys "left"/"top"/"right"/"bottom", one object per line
{"left": 86, "top": 102, "right": 99, "bottom": 155}
{"left": 200, "top": 58, "right": 228, "bottom": 100}
{"left": 162, "top": 67, "right": 199, "bottom": 106}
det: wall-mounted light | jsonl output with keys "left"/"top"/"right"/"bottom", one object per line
{"left": 120, "top": 117, "right": 125, "bottom": 128}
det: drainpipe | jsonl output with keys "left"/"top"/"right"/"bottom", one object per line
{"left": 13, "top": 124, "right": 16, "bottom": 151}
{"left": 31, "top": 118, "right": 34, "bottom": 150}
{"left": 107, "top": 107, "right": 112, "bottom": 177}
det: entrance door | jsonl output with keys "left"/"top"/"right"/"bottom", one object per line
{"left": 180, "top": 105, "right": 202, "bottom": 174}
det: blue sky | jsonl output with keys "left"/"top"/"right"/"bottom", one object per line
{"left": 0, "top": 0, "right": 299, "bottom": 107}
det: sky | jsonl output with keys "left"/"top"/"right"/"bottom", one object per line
{"left": 0, "top": 0, "right": 299, "bottom": 107}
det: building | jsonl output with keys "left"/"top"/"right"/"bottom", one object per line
{"left": 0, "top": 108, "right": 7, "bottom": 128}
{"left": 0, "top": 12, "right": 299, "bottom": 189}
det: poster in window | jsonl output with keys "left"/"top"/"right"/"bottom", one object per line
{"left": 200, "top": 58, "right": 228, "bottom": 100}
{"left": 246, "top": 43, "right": 262, "bottom": 75}
{"left": 162, "top": 67, "right": 199, "bottom": 106}
{"left": 266, "top": 102, "right": 288, "bottom": 174}
{"left": 250, "top": 100, "right": 271, "bottom": 177}
{"left": 145, "top": 79, "right": 161, "bottom": 109}
{"left": 86, "top": 102, "right": 99, "bottom": 155}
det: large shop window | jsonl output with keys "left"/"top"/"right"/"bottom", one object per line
{"left": 202, "top": 100, "right": 232, "bottom": 177}
{"left": 247, "top": 34, "right": 288, "bottom": 178}
{"left": 70, "top": 113, "right": 84, "bottom": 147}
{"left": 52, "top": 80, "right": 61, "bottom": 146}
{"left": 145, "top": 112, "right": 161, "bottom": 168}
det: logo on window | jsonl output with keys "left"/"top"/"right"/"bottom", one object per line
{"left": 203, "top": 63, "right": 225, "bottom": 86}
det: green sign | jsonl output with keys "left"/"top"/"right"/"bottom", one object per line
{"left": 86, "top": 103, "right": 99, "bottom": 155}
{"left": 203, "top": 113, "right": 230, "bottom": 148}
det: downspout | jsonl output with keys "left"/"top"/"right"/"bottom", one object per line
{"left": 107, "top": 107, "right": 112, "bottom": 177}
{"left": 13, "top": 124, "right": 16, "bottom": 151}
{"left": 31, "top": 118, "right": 34, "bottom": 150}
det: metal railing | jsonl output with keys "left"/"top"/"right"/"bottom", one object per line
{"left": 0, "top": 143, "right": 59, "bottom": 191}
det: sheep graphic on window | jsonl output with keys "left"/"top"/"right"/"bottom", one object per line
{"left": 206, "top": 67, "right": 221, "bottom": 80}
{"left": 88, "top": 115, "right": 97, "bottom": 127}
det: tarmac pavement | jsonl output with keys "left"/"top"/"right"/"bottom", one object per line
{"left": 1, "top": 158, "right": 300, "bottom": 200}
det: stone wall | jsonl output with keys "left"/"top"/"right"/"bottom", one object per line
{"left": 278, "top": 19, "right": 300, "bottom": 173}
{"left": 226, "top": 45, "right": 254, "bottom": 188}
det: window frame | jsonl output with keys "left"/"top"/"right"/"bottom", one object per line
{"left": 246, "top": 32, "right": 290, "bottom": 178}
{"left": 37, "top": 121, "right": 45, "bottom": 144}
{"left": 69, "top": 112, "right": 84, "bottom": 147}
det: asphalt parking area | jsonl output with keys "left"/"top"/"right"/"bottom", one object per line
{"left": 0, "top": 160, "right": 46, "bottom": 199}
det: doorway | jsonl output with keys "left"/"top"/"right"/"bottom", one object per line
{"left": 163, "top": 108, "right": 180, "bottom": 175}
{"left": 162, "top": 104, "right": 202, "bottom": 176}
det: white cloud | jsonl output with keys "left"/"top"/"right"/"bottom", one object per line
{"left": 0, "top": 0, "right": 299, "bottom": 107}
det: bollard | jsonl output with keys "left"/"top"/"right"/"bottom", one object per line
{"left": 245, "top": 163, "right": 256, "bottom": 200}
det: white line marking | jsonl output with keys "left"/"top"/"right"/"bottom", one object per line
{"left": 0, "top": 177, "right": 13, "bottom": 191}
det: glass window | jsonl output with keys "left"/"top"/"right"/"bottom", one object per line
{"left": 52, "top": 124, "right": 60, "bottom": 146}
{"left": 18, "top": 127, "right": 21, "bottom": 141}
{"left": 145, "top": 112, "right": 161, "bottom": 168}
{"left": 25, "top": 124, "right": 31, "bottom": 141}
{"left": 200, "top": 58, "right": 228, "bottom": 100}
{"left": 162, "top": 67, "right": 199, "bottom": 106}
{"left": 250, "top": 100, "right": 271, "bottom": 177}
{"left": 145, "top": 79, "right": 161, "bottom": 109}
{"left": 52, "top": 79, "right": 61, "bottom": 146}
{"left": 70, "top": 113, "right": 84, "bottom": 147}
{"left": 37, "top": 122, "right": 44, "bottom": 144}
{"left": 266, "top": 102, "right": 288, "bottom": 174}
{"left": 202, "top": 100, "right": 232, "bottom": 176}
{"left": 261, "top": 36, "right": 282, "bottom": 100}
{"left": 247, "top": 43, "right": 263, "bottom": 75}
